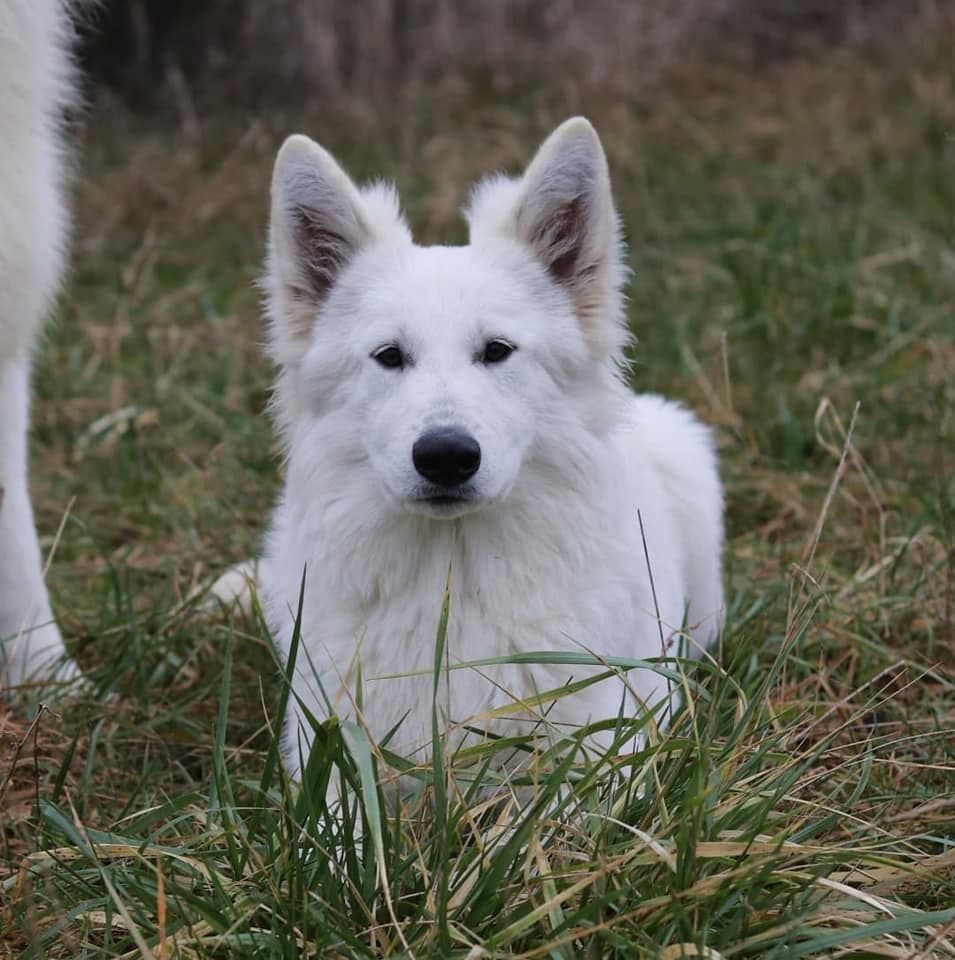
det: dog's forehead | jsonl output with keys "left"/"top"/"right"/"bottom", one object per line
{"left": 358, "top": 243, "right": 536, "bottom": 328}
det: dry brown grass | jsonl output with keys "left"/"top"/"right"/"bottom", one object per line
{"left": 0, "top": 706, "right": 85, "bottom": 878}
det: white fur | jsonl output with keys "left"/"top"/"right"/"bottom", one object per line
{"left": 0, "top": 0, "right": 80, "bottom": 686}
{"left": 262, "top": 118, "right": 724, "bottom": 780}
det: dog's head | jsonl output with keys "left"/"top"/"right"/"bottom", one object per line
{"left": 265, "top": 118, "right": 628, "bottom": 519}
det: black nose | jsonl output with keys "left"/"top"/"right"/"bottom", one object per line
{"left": 412, "top": 428, "right": 481, "bottom": 487}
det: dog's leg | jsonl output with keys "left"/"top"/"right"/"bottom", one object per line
{"left": 201, "top": 559, "right": 261, "bottom": 614}
{"left": 0, "top": 354, "right": 78, "bottom": 688}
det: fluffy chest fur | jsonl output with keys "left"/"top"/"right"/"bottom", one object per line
{"left": 264, "top": 406, "right": 692, "bottom": 773}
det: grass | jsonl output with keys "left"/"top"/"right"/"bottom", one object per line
{"left": 2, "top": 33, "right": 955, "bottom": 959}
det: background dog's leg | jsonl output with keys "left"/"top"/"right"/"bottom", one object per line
{"left": 0, "top": 355, "right": 78, "bottom": 688}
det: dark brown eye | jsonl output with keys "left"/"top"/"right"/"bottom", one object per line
{"left": 482, "top": 339, "right": 515, "bottom": 364}
{"left": 373, "top": 345, "right": 405, "bottom": 369}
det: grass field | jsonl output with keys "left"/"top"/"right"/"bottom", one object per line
{"left": 2, "top": 32, "right": 954, "bottom": 959}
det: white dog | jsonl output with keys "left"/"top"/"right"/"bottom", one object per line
{"left": 0, "top": 0, "right": 80, "bottom": 687}
{"left": 262, "top": 118, "right": 724, "bottom": 780}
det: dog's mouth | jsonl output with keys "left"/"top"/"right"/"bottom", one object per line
{"left": 408, "top": 486, "right": 482, "bottom": 517}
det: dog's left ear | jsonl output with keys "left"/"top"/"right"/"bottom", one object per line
{"left": 469, "top": 118, "right": 626, "bottom": 355}
{"left": 515, "top": 118, "right": 615, "bottom": 279}
{"left": 517, "top": 119, "right": 624, "bottom": 349}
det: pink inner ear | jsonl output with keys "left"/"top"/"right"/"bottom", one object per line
{"left": 543, "top": 199, "right": 586, "bottom": 282}
{"left": 290, "top": 206, "right": 352, "bottom": 303}
{"left": 524, "top": 192, "right": 598, "bottom": 288}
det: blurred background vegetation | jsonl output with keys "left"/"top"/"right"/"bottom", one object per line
{"left": 80, "top": 0, "right": 939, "bottom": 119}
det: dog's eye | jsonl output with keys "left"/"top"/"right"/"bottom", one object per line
{"left": 373, "top": 345, "right": 405, "bottom": 370}
{"left": 482, "top": 339, "right": 515, "bottom": 365}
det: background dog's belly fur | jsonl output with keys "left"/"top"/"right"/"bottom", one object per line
{"left": 0, "top": 0, "right": 70, "bottom": 357}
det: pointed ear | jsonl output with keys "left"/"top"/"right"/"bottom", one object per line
{"left": 467, "top": 118, "right": 626, "bottom": 355}
{"left": 515, "top": 118, "right": 616, "bottom": 286}
{"left": 266, "top": 135, "right": 406, "bottom": 360}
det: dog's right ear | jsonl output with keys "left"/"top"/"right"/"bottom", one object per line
{"left": 267, "top": 135, "right": 406, "bottom": 360}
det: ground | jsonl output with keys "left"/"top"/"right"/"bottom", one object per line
{"left": 1, "top": 33, "right": 953, "bottom": 959}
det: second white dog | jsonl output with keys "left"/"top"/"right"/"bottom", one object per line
{"left": 0, "top": 0, "right": 80, "bottom": 688}
{"left": 261, "top": 118, "right": 724, "bottom": 780}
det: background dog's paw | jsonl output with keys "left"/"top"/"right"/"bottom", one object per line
{"left": 1, "top": 621, "right": 88, "bottom": 701}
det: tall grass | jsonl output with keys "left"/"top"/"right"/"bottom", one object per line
{"left": 4, "top": 585, "right": 954, "bottom": 955}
